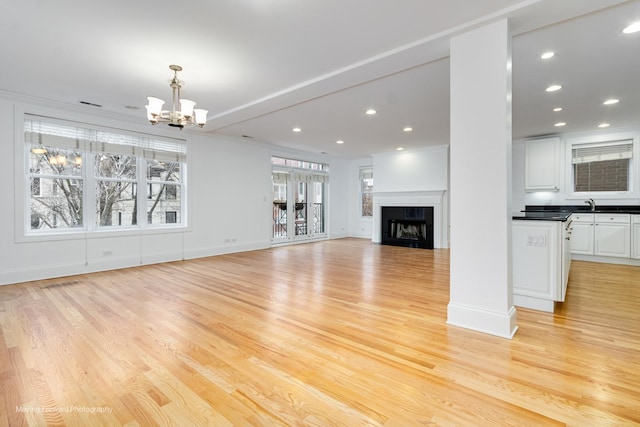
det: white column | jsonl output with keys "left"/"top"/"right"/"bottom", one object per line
{"left": 447, "top": 19, "right": 517, "bottom": 338}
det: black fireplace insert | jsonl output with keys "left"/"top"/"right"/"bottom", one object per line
{"left": 381, "top": 206, "right": 434, "bottom": 249}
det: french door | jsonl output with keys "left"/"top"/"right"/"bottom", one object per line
{"left": 272, "top": 171, "right": 326, "bottom": 243}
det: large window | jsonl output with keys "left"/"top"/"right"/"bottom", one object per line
{"left": 572, "top": 140, "right": 632, "bottom": 193}
{"left": 360, "top": 166, "right": 373, "bottom": 217}
{"left": 24, "top": 115, "right": 187, "bottom": 234}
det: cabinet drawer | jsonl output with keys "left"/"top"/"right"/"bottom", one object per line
{"left": 595, "top": 214, "right": 631, "bottom": 224}
{"left": 633, "top": 215, "right": 640, "bottom": 225}
{"left": 571, "top": 213, "right": 594, "bottom": 223}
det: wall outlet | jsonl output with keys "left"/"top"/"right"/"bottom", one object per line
{"left": 526, "top": 234, "right": 546, "bottom": 247}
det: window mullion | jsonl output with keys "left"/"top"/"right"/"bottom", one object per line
{"left": 138, "top": 157, "right": 147, "bottom": 228}
{"left": 85, "top": 149, "right": 95, "bottom": 231}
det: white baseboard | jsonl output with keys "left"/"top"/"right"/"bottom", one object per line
{"left": 0, "top": 256, "right": 142, "bottom": 286}
{"left": 571, "top": 254, "right": 640, "bottom": 266}
{"left": 513, "top": 294, "right": 555, "bottom": 313}
{"left": 446, "top": 303, "right": 518, "bottom": 339}
{"left": 183, "top": 240, "right": 269, "bottom": 260}
{"left": 0, "top": 240, "right": 271, "bottom": 286}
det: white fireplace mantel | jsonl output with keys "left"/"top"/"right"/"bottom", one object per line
{"left": 373, "top": 190, "right": 448, "bottom": 248}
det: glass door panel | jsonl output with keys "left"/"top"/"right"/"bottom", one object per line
{"left": 272, "top": 177, "right": 288, "bottom": 241}
{"left": 294, "top": 181, "right": 308, "bottom": 238}
{"left": 312, "top": 181, "right": 325, "bottom": 236}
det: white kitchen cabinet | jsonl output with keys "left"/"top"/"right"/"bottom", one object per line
{"left": 633, "top": 215, "right": 640, "bottom": 259}
{"left": 525, "top": 137, "right": 560, "bottom": 192}
{"left": 512, "top": 219, "right": 570, "bottom": 312}
{"left": 594, "top": 214, "right": 631, "bottom": 258}
{"left": 570, "top": 213, "right": 594, "bottom": 255}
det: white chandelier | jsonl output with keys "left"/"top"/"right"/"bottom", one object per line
{"left": 145, "top": 65, "right": 208, "bottom": 129}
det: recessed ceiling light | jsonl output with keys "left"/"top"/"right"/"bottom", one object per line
{"left": 541, "top": 51, "right": 555, "bottom": 59}
{"left": 403, "top": 127, "right": 413, "bottom": 132}
{"left": 546, "top": 85, "right": 562, "bottom": 92}
{"left": 365, "top": 109, "right": 377, "bottom": 115}
{"left": 396, "top": 147, "right": 404, "bottom": 151}
{"left": 598, "top": 123, "right": 611, "bottom": 128}
{"left": 553, "top": 107, "right": 563, "bottom": 112}
{"left": 622, "top": 22, "right": 640, "bottom": 34}
{"left": 603, "top": 99, "right": 619, "bottom": 105}
{"left": 292, "top": 127, "right": 302, "bottom": 132}
{"left": 554, "top": 122, "right": 566, "bottom": 127}
{"left": 336, "top": 140, "right": 344, "bottom": 144}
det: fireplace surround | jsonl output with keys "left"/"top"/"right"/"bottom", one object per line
{"left": 381, "top": 206, "right": 434, "bottom": 249}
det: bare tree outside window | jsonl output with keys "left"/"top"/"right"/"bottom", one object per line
{"left": 360, "top": 167, "right": 373, "bottom": 217}
{"left": 29, "top": 147, "right": 84, "bottom": 230}
{"left": 95, "top": 153, "right": 137, "bottom": 227}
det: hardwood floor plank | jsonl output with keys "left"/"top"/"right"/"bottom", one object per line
{"left": 0, "top": 239, "right": 639, "bottom": 425}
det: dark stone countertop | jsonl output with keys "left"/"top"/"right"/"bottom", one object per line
{"left": 524, "top": 205, "right": 640, "bottom": 214}
{"left": 513, "top": 205, "right": 640, "bottom": 221}
{"left": 512, "top": 211, "right": 572, "bottom": 222}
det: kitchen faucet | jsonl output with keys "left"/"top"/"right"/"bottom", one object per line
{"left": 585, "top": 198, "right": 596, "bottom": 211}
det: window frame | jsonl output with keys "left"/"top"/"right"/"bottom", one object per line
{"left": 565, "top": 132, "right": 638, "bottom": 201}
{"left": 15, "top": 107, "right": 190, "bottom": 242}
{"left": 359, "top": 166, "right": 373, "bottom": 218}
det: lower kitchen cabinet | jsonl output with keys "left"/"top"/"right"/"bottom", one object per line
{"left": 570, "top": 214, "right": 594, "bottom": 255}
{"left": 594, "top": 214, "right": 631, "bottom": 258}
{"left": 571, "top": 213, "right": 632, "bottom": 258}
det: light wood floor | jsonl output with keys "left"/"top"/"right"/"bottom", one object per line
{"left": 1, "top": 238, "right": 639, "bottom": 426}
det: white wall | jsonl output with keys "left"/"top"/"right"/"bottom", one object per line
{"left": 371, "top": 146, "right": 448, "bottom": 193}
{"left": 0, "top": 94, "right": 350, "bottom": 285}
{"left": 513, "top": 126, "right": 640, "bottom": 210}
{"left": 328, "top": 157, "right": 350, "bottom": 239}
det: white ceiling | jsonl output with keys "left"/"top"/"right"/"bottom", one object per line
{"left": 1, "top": 0, "right": 638, "bottom": 158}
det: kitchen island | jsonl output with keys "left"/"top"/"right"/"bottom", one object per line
{"left": 525, "top": 205, "right": 640, "bottom": 264}
{"left": 512, "top": 211, "right": 572, "bottom": 312}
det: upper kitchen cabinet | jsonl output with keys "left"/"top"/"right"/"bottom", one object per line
{"left": 525, "top": 137, "right": 560, "bottom": 192}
